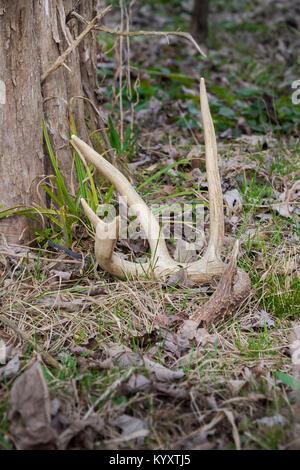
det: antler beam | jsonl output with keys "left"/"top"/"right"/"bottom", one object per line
{"left": 70, "top": 78, "right": 226, "bottom": 283}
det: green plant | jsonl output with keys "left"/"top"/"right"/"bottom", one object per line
{"left": 0, "top": 118, "right": 102, "bottom": 247}
{"left": 277, "top": 371, "right": 300, "bottom": 391}
{"left": 107, "top": 115, "right": 137, "bottom": 158}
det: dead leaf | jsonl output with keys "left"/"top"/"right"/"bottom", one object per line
{"left": 166, "top": 268, "right": 197, "bottom": 288}
{"left": 144, "top": 357, "right": 184, "bottom": 381}
{"left": 0, "top": 354, "right": 20, "bottom": 380}
{"left": 156, "top": 312, "right": 187, "bottom": 328}
{"left": 290, "top": 322, "right": 300, "bottom": 372}
{"left": 154, "top": 382, "right": 189, "bottom": 399}
{"left": 9, "top": 361, "right": 57, "bottom": 450}
{"left": 107, "top": 344, "right": 185, "bottom": 381}
{"left": 256, "top": 414, "right": 287, "bottom": 428}
{"left": 112, "top": 414, "right": 149, "bottom": 445}
{"left": 195, "top": 328, "right": 218, "bottom": 347}
{"left": 228, "top": 380, "right": 247, "bottom": 395}
{"left": 50, "top": 398, "right": 61, "bottom": 416}
{"left": 151, "top": 329, "right": 189, "bottom": 360}
{"left": 236, "top": 134, "right": 277, "bottom": 148}
{"left": 49, "top": 270, "right": 72, "bottom": 280}
{"left": 272, "top": 180, "right": 300, "bottom": 219}
{"left": 57, "top": 415, "right": 103, "bottom": 450}
{"left": 174, "top": 239, "right": 198, "bottom": 263}
{"left": 182, "top": 86, "right": 198, "bottom": 97}
{"left": 39, "top": 296, "right": 91, "bottom": 313}
{"left": 125, "top": 373, "right": 151, "bottom": 393}
{"left": 136, "top": 95, "right": 161, "bottom": 119}
{"left": 179, "top": 319, "right": 199, "bottom": 341}
{"left": 186, "top": 145, "right": 203, "bottom": 169}
{"left": 224, "top": 189, "right": 243, "bottom": 211}
{"left": 128, "top": 155, "right": 151, "bottom": 170}
{"left": 242, "top": 310, "right": 275, "bottom": 331}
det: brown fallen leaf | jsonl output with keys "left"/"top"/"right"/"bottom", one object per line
{"left": 165, "top": 268, "right": 197, "bottom": 288}
{"left": 0, "top": 355, "right": 20, "bottom": 380}
{"left": 272, "top": 179, "right": 300, "bottom": 219}
{"left": 38, "top": 296, "right": 91, "bottom": 313}
{"left": 174, "top": 239, "right": 198, "bottom": 264}
{"left": 56, "top": 415, "right": 104, "bottom": 450}
{"left": 155, "top": 328, "right": 190, "bottom": 357}
{"left": 125, "top": 373, "right": 151, "bottom": 393}
{"left": 155, "top": 312, "right": 187, "bottom": 328}
{"left": 144, "top": 357, "right": 184, "bottom": 381}
{"left": 112, "top": 414, "right": 149, "bottom": 445}
{"left": 195, "top": 328, "right": 218, "bottom": 347}
{"left": 49, "top": 269, "right": 72, "bottom": 280}
{"left": 8, "top": 360, "right": 105, "bottom": 450}
{"left": 256, "top": 414, "right": 287, "bottom": 428}
{"left": 106, "top": 344, "right": 185, "bottom": 381}
{"left": 154, "top": 382, "right": 189, "bottom": 399}
{"left": 224, "top": 189, "right": 243, "bottom": 211}
{"left": 228, "top": 379, "right": 247, "bottom": 395}
{"left": 9, "top": 361, "right": 57, "bottom": 450}
{"left": 242, "top": 309, "right": 275, "bottom": 331}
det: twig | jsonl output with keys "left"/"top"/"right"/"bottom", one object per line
{"left": 69, "top": 95, "right": 112, "bottom": 154}
{"left": 41, "top": 6, "right": 112, "bottom": 83}
{"left": 46, "top": 239, "right": 93, "bottom": 266}
{"left": 124, "top": 2, "right": 132, "bottom": 101}
{"left": 119, "top": 0, "right": 124, "bottom": 148}
{"left": 0, "top": 250, "right": 83, "bottom": 264}
{"left": 96, "top": 26, "right": 206, "bottom": 57}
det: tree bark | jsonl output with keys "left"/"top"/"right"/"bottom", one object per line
{"left": 0, "top": 0, "right": 100, "bottom": 244}
{"left": 190, "top": 0, "right": 210, "bottom": 45}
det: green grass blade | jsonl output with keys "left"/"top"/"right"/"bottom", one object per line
{"left": 137, "top": 159, "right": 189, "bottom": 191}
{"left": 42, "top": 185, "right": 63, "bottom": 207}
{"left": 104, "top": 184, "right": 115, "bottom": 204}
{"left": 107, "top": 116, "right": 121, "bottom": 152}
{"left": 42, "top": 119, "right": 77, "bottom": 214}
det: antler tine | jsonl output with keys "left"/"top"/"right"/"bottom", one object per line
{"left": 71, "top": 78, "right": 226, "bottom": 283}
{"left": 80, "top": 196, "right": 101, "bottom": 229}
{"left": 200, "top": 77, "right": 224, "bottom": 261}
{"left": 71, "top": 136, "right": 177, "bottom": 270}
{"left": 80, "top": 197, "right": 119, "bottom": 271}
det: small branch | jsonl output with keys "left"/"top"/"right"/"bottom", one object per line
{"left": 41, "top": 6, "right": 112, "bottom": 83}
{"left": 96, "top": 26, "right": 206, "bottom": 57}
{"left": 46, "top": 239, "right": 93, "bottom": 266}
{"left": 0, "top": 250, "right": 82, "bottom": 264}
{"left": 119, "top": 0, "right": 124, "bottom": 147}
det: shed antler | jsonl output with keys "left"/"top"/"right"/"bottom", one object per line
{"left": 70, "top": 78, "right": 226, "bottom": 282}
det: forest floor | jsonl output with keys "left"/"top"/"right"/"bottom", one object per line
{"left": 0, "top": 0, "right": 299, "bottom": 450}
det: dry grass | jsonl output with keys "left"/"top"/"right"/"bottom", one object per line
{"left": 0, "top": 231, "right": 298, "bottom": 449}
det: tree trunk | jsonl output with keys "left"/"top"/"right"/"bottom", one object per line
{"left": 190, "top": 0, "right": 210, "bottom": 45}
{"left": 0, "top": 0, "right": 100, "bottom": 244}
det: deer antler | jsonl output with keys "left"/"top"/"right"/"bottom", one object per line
{"left": 70, "top": 78, "right": 226, "bottom": 282}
